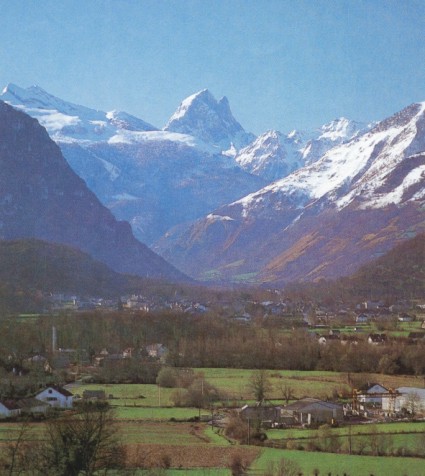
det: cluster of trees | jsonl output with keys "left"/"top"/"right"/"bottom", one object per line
{"left": 156, "top": 367, "right": 221, "bottom": 408}
{"left": 1, "top": 311, "right": 425, "bottom": 384}
{"left": 94, "top": 359, "right": 160, "bottom": 384}
{"left": 167, "top": 331, "right": 425, "bottom": 376}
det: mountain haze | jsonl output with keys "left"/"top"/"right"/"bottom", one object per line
{"left": 0, "top": 100, "right": 187, "bottom": 281}
{"left": 0, "top": 239, "right": 141, "bottom": 297}
{"left": 1, "top": 85, "right": 265, "bottom": 245}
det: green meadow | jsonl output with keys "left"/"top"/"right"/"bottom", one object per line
{"left": 253, "top": 448, "right": 425, "bottom": 476}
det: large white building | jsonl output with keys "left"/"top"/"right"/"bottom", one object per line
{"left": 382, "top": 387, "right": 425, "bottom": 416}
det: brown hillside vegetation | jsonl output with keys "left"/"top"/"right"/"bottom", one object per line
{"left": 286, "top": 232, "right": 425, "bottom": 303}
{"left": 351, "top": 231, "right": 425, "bottom": 299}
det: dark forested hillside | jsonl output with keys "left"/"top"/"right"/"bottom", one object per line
{"left": 0, "top": 239, "right": 147, "bottom": 312}
{"left": 0, "top": 239, "right": 144, "bottom": 294}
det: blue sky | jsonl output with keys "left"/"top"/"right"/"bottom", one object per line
{"left": 1, "top": 0, "right": 424, "bottom": 134}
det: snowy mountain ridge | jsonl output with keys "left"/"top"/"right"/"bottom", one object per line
{"left": 232, "top": 102, "right": 425, "bottom": 220}
{"left": 156, "top": 100, "right": 425, "bottom": 284}
{"left": 234, "top": 118, "right": 371, "bottom": 182}
{"left": 1, "top": 83, "right": 158, "bottom": 141}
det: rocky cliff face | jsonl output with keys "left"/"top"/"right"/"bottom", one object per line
{"left": 0, "top": 101, "right": 187, "bottom": 281}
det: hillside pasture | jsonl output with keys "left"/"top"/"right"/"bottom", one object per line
{"left": 68, "top": 370, "right": 424, "bottom": 407}
{"left": 194, "top": 368, "right": 423, "bottom": 401}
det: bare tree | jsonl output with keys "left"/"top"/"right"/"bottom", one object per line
{"left": 228, "top": 451, "right": 248, "bottom": 476}
{"left": 404, "top": 391, "right": 422, "bottom": 418}
{"left": 248, "top": 370, "right": 272, "bottom": 403}
{"left": 41, "top": 402, "right": 125, "bottom": 475}
{"left": 277, "top": 382, "right": 294, "bottom": 404}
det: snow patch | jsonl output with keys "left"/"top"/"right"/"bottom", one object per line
{"left": 206, "top": 214, "right": 235, "bottom": 222}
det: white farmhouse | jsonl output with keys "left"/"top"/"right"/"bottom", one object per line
{"left": 35, "top": 386, "right": 73, "bottom": 409}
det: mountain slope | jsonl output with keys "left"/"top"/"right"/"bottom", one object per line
{"left": 0, "top": 100, "right": 187, "bottom": 281}
{"left": 286, "top": 232, "right": 425, "bottom": 302}
{"left": 156, "top": 102, "right": 425, "bottom": 284}
{"left": 1, "top": 83, "right": 158, "bottom": 141}
{"left": 1, "top": 85, "right": 264, "bottom": 245}
{"left": 350, "top": 231, "right": 425, "bottom": 299}
{"left": 0, "top": 239, "right": 142, "bottom": 297}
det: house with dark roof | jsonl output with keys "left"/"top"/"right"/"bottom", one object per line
{"left": 239, "top": 404, "right": 282, "bottom": 426}
{"left": 0, "top": 400, "right": 21, "bottom": 418}
{"left": 17, "top": 398, "right": 51, "bottom": 415}
{"left": 35, "top": 386, "right": 73, "bottom": 409}
{"left": 282, "top": 398, "right": 344, "bottom": 426}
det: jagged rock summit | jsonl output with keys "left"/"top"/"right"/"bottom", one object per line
{"left": 0, "top": 100, "right": 187, "bottom": 281}
{"left": 164, "top": 89, "right": 255, "bottom": 150}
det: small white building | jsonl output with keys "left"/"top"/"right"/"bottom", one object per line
{"left": 0, "top": 400, "right": 21, "bottom": 418}
{"left": 382, "top": 387, "right": 425, "bottom": 415}
{"left": 35, "top": 386, "right": 73, "bottom": 409}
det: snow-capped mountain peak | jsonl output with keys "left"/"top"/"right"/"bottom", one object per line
{"left": 167, "top": 89, "right": 214, "bottom": 122}
{"left": 164, "top": 89, "right": 255, "bottom": 150}
{"left": 234, "top": 101, "right": 425, "bottom": 219}
{"left": 318, "top": 117, "right": 361, "bottom": 141}
{"left": 235, "top": 130, "right": 301, "bottom": 182}
{"left": 300, "top": 117, "right": 371, "bottom": 165}
{"left": 2, "top": 83, "right": 95, "bottom": 115}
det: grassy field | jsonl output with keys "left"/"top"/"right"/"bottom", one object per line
{"left": 68, "top": 369, "right": 424, "bottom": 405}
{"left": 193, "top": 368, "right": 423, "bottom": 401}
{"left": 68, "top": 382, "right": 176, "bottom": 406}
{"left": 253, "top": 448, "right": 425, "bottom": 475}
{"left": 114, "top": 406, "right": 209, "bottom": 420}
{"left": 2, "top": 370, "right": 425, "bottom": 474}
{"left": 267, "top": 421, "right": 425, "bottom": 439}
{"left": 266, "top": 421, "right": 425, "bottom": 457}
